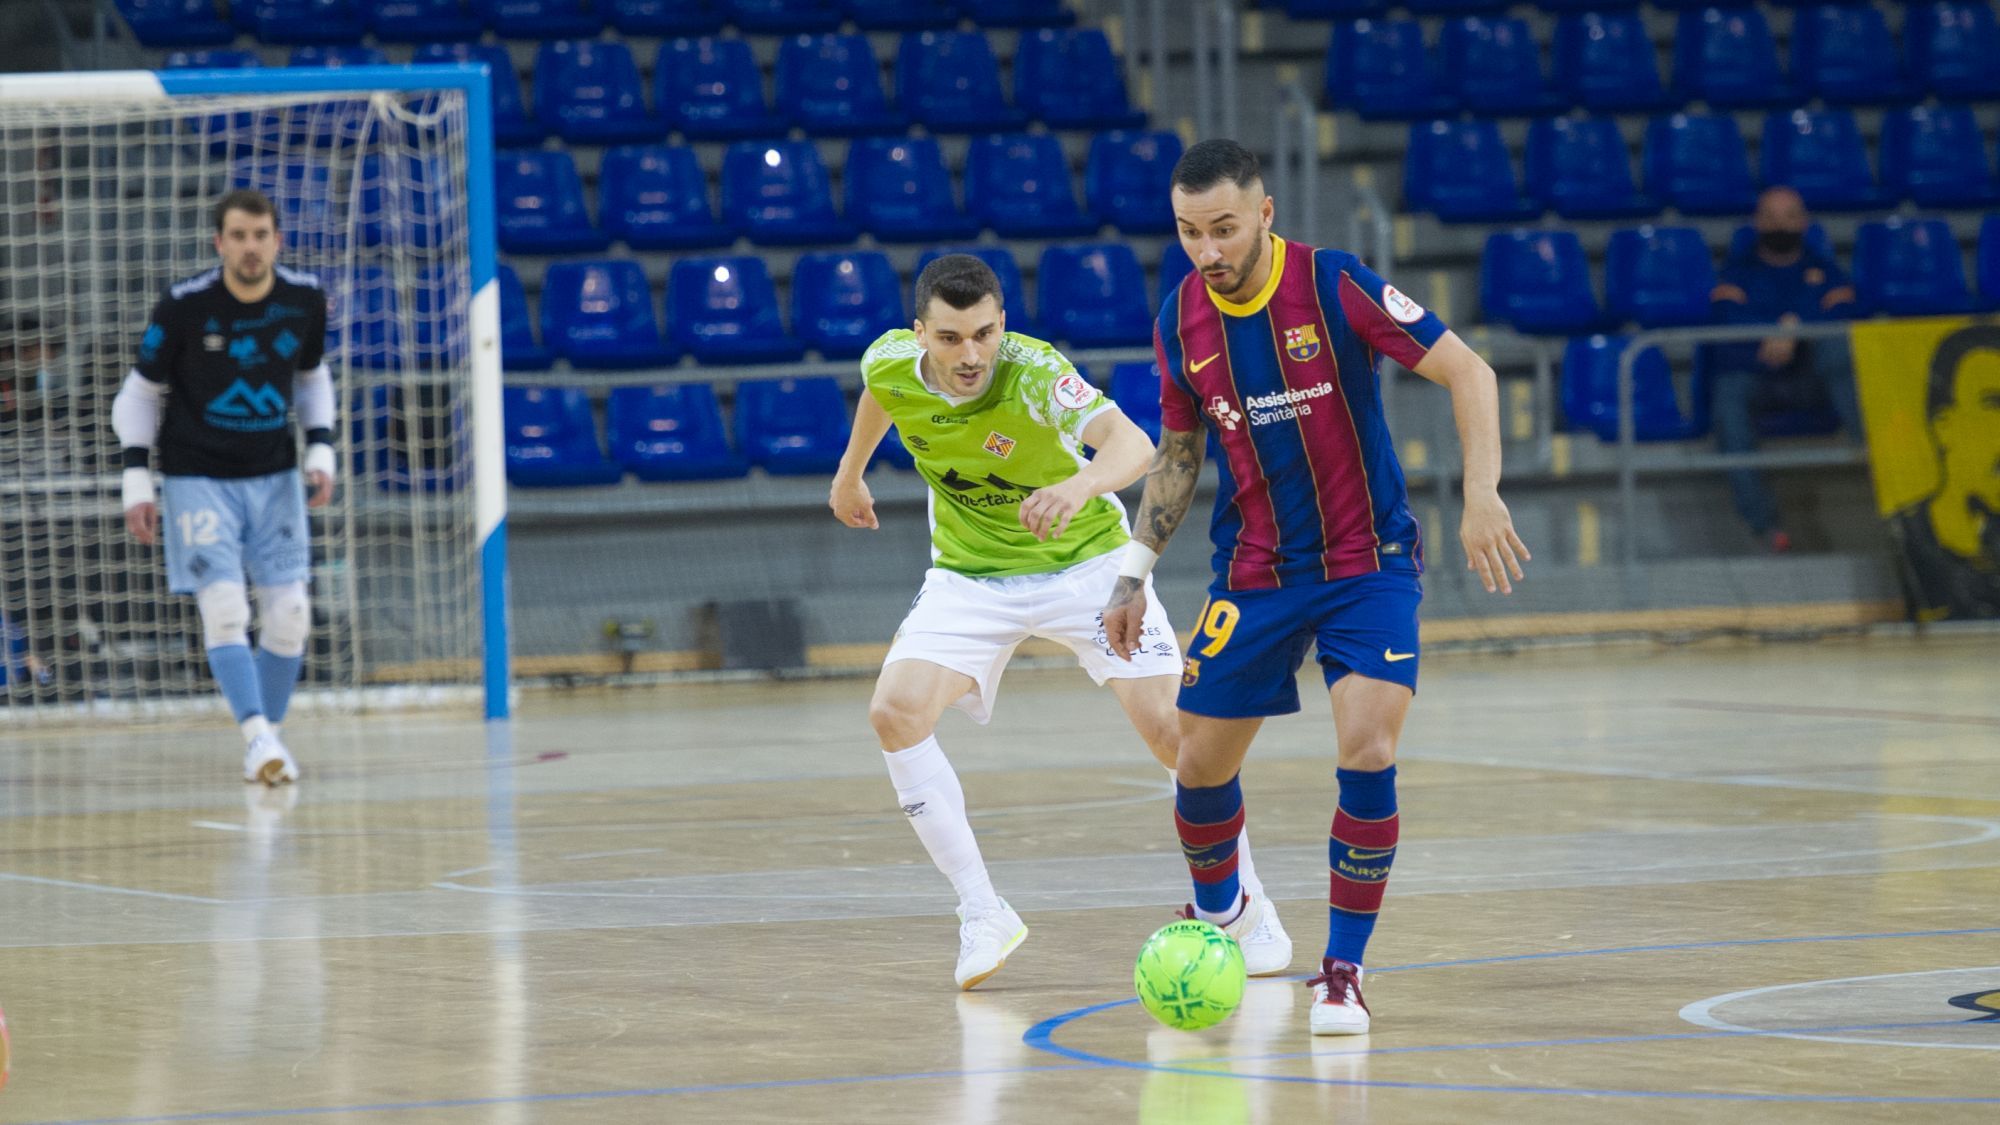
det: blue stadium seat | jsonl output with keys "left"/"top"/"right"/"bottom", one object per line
{"left": 1880, "top": 105, "right": 1999, "bottom": 208}
{"left": 1792, "top": 3, "right": 1914, "bottom": 105}
{"left": 1014, "top": 28, "right": 1147, "bottom": 130}
{"left": 243, "top": 0, "right": 366, "bottom": 44}
{"left": 1760, "top": 108, "right": 1886, "bottom": 211}
{"left": 115, "top": 0, "right": 235, "bottom": 46}
{"left": 1853, "top": 217, "right": 1976, "bottom": 316}
{"left": 1326, "top": 19, "right": 1457, "bottom": 120}
{"left": 1979, "top": 214, "right": 2000, "bottom": 307}
{"left": 1287, "top": 0, "right": 1389, "bottom": 13}
{"left": 1481, "top": 230, "right": 1604, "bottom": 334}
{"left": 844, "top": 137, "right": 979, "bottom": 243}
{"left": 1725, "top": 221, "right": 1833, "bottom": 262}
{"left": 792, "top": 251, "right": 905, "bottom": 358}
{"left": 289, "top": 45, "right": 386, "bottom": 66}
{"left": 656, "top": 36, "right": 788, "bottom": 141}
{"left": 163, "top": 47, "right": 259, "bottom": 67}
{"left": 915, "top": 246, "right": 1039, "bottom": 336}
{"left": 843, "top": 0, "right": 957, "bottom": 29}
{"left": 964, "top": 133, "right": 1098, "bottom": 238}
{"left": 671, "top": 256, "right": 805, "bottom": 365}
{"left": 335, "top": 266, "right": 405, "bottom": 369}
{"left": 606, "top": 384, "right": 748, "bottom": 481}
{"left": 1525, "top": 117, "right": 1657, "bottom": 220}
{"left": 534, "top": 40, "right": 662, "bottom": 144}
{"left": 1159, "top": 241, "right": 1194, "bottom": 303}
{"left": 776, "top": 33, "right": 907, "bottom": 136}
{"left": 1405, "top": 119, "right": 1539, "bottom": 223}
{"left": 1553, "top": 12, "right": 1675, "bottom": 112}
{"left": 1108, "top": 362, "right": 1163, "bottom": 442}
{"left": 726, "top": 0, "right": 840, "bottom": 32}
{"left": 1907, "top": 1, "right": 2000, "bottom": 99}
{"left": 1040, "top": 244, "right": 1152, "bottom": 348}
{"left": 540, "top": 260, "right": 678, "bottom": 369}
{"left": 964, "top": 0, "right": 1074, "bottom": 26}
{"left": 1442, "top": 16, "right": 1566, "bottom": 116}
{"left": 1087, "top": 130, "right": 1183, "bottom": 235}
{"left": 600, "top": 144, "right": 735, "bottom": 250}
{"left": 721, "top": 140, "right": 856, "bottom": 246}
{"left": 366, "top": 0, "right": 482, "bottom": 40}
{"left": 1674, "top": 7, "right": 1793, "bottom": 108}
{"left": 503, "top": 386, "right": 623, "bottom": 488}
{"left": 1604, "top": 226, "right": 1717, "bottom": 329}
{"left": 897, "top": 31, "right": 1026, "bottom": 133}
{"left": 496, "top": 263, "right": 552, "bottom": 372}
{"left": 495, "top": 149, "right": 608, "bottom": 254}
{"left": 608, "top": 0, "right": 724, "bottom": 34}
{"left": 1538, "top": 0, "right": 1638, "bottom": 10}
{"left": 413, "top": 43, "right": 541, "bottom": 147}
{"left": 734, "top": 377, "right": 848, "bottom": 475}
{"left": 481, "top": 0, "right": 601, "bottom": 37}
{"left": 1641, "top": 112, "right": 1757, "bottom": 215}
{"left": 1561, "top": 335, "right": 1702, "bottom": 442}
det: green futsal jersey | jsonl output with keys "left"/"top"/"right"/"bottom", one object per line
{"left": 861, "top": 329, "right": 1131, "bottom": 577}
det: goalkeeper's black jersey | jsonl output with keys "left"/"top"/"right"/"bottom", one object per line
{"left": 133, "top": 265, "right": 328, "bottom": 479}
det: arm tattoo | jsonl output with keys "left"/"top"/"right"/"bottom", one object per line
{"left": 1133, "top": 427, "right": 1203, "bottom": 552}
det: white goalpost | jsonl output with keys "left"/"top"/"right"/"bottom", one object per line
{"left": 0, "top": 64, "right": 509, "bottom": 721}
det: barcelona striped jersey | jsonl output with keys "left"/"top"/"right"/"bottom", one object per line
{"left": 1155, "top": 236, "right": 1448, "bottom": 590}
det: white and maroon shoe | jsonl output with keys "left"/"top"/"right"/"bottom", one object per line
{"left": 1176, "top": 892, "right": 1293, "bottom": 977}
{"left": 1307, "top": 958, "right": 1371, "bottom": 1035}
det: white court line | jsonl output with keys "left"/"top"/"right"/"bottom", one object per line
{"left": 191, "top": 819, "right": 246, "bottom": 832}
{"left": 1680, "top": 965, "right": 2000, "bottom": 1052}
{"left": 0, "top": 870, "right": 228, "bottom": 905}
{"left": 560, "top": 848, "right": 666, "bottom": 862}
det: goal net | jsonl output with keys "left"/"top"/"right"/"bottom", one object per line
{"left": 0, "top": 66, "right": 507, "bottom": 722}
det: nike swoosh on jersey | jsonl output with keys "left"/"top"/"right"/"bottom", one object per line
{"left": 1384, "top": 649, "right": 1416, "bottom": 662}
{"left": 1190, "top": 353, "right": 1221, "bottom": 373}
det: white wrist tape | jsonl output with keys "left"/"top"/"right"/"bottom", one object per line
{"left": 1117, "top": 541, "right": 1160, "bottom": 579}
{"left": 121, "top": 466, "right": 155, "bottom": 510}
{"left": 303, "top": 442, "right": 336, "bottom": 483}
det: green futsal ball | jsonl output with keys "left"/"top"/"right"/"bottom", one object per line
{"left": 1135, "top": 919, "right": 1246, "bottom": 1031}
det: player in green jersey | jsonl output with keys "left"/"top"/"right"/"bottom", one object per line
{"left": 828, "top": 255, "right": 1290, "bottom": 989}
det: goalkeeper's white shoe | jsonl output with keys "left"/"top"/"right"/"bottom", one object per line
{"left": 955, "top": 899, "right": 1027, "bottom": 990}
{"left": 243, "top": 733, "right": 299, "bottom": 787}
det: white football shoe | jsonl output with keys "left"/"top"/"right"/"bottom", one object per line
{"left": 242, "top": 732, "right": 299, "bottom": 787}
{"left": 955, "top": 899, "right": 1027, "bottom": 990}
{"left": 1177, "top": 892, "right": 1293, "bottom": 977}
{"left": 1308, "top": 958, "right": 1372, "bottom": 1036}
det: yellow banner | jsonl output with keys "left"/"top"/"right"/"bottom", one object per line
{"left": 1848, "top": 317, "right": 2000, "bottom": 620}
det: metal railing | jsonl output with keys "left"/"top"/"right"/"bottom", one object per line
{"left": 1269, "top": 81, "right": 1319, "bottom": 247}
{"left": 1187, "top": 0, "right": 1240, "bottom": 142}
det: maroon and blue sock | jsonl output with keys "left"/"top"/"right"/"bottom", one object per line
{"left": 1327, "top": 764, "right": 1399, "bottom": 965}
{"left": 1175, "top": 774, "right": 1245, "bottom": 917}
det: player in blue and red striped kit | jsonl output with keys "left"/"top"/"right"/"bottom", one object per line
{"left": 1103, "top": 140, "right": 1529, "bottom": 1036}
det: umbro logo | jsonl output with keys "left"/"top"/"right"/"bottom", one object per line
{"left": 900, "top": 801, "right": 927, "bottom": 818}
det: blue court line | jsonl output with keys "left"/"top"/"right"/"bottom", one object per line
{"left": 1021, "top": 923, "right": 2000, "bottom": 1104}
{"left": 12, "top": 1063, "right": 1098, "bottom": 1125}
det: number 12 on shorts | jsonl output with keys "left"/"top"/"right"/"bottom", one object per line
{"left": 178, "top": 509, "right": 221, "bottom": 547}
{"left": 1194, "top": 598, "right": 1239, "bottom": 656}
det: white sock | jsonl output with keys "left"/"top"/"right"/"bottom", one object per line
{"left": 240, "top": 715, "right": 273, "bottom": 744}
{"left": 885, "top": 735, "right": 1000, "bottom": 913}
{"left": 1169, "top": 767, "right": 1264, "bottom": 902}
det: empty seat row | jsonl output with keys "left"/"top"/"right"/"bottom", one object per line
{"left": 1330, "top": 3, "right": 2000, "bottom": 119}
{"left": 1408, "top": 106, "right": 2000, "bottom": 223}
{"left": 495, "top": 132, "right": 1178, "bottom": 255}
{"left": 500, "top": 242, "right": 1164, "bottom": 371}
{"left": 1483, "top": 215, "right": 2000, "bottom": 336}
{"left": 167, "top": 27, "right": 1137, "bottom": 143}
{"left": 503, "top": 356, "right": 1158, "bottom": 487}
{"left": 1289, "top": 0, "right": 1913, "bottom": 15}
{"left": 122, "top": 0, "right": 1073, "bottom": 47}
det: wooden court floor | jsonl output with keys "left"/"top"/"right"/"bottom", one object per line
{"left": 0, "top": 631, "right": 1996, "bottom": 1123}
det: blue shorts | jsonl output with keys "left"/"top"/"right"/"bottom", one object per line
{"left": 1176, "top": 570, "right": 1422, "bottom": 719}
{"left": 161, "top": 470, "right": 310, "bottom": 594}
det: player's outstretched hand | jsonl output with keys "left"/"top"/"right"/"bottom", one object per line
{"left": 306, "top": 470, "right": 334, "bottom": 509}
{"left": 125, "top": 501, "right": 160, "bottom": 545}
{"left": 1020, "top": 479, "right": 1088, "bottom": 542}
{"left": 829, "top": 473, "right": 878, "bottom": 529}
{"left": 1101, "top": 576, "right": 1146, "bottom": 663}
{"left": 1461, "top": 490, "right": 1529, "bottom": 595}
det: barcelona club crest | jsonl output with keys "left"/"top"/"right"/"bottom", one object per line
{"left": 1181, "top": 657, "right": 1201, "bottom": 687}
{"left": 1284, "top": 323, "right": 1321, "bottom": 362}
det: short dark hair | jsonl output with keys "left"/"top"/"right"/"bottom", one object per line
{"left": 914, "top": 254, "right": 1003, "bottom": 320}
{"left": 213, "top": 189, "right": 278, "bottom": 233}
{"left": 1171, "top": 139, "right": 1262, "bottom": 195}
{"left": 1925, "top": 325, "right": 2000, "bottom": 416}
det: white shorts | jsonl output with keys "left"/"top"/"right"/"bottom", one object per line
{"left": 884, "top": 548, "right": 1183, "bottom": 724}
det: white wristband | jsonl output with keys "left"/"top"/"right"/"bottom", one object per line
{"left": 121, "top": 466, "right": 155, "bottom": 510}
{"left": 1116, "top": 541, "right": 1160, "bottom": 579}
{"left": 303, "top": 442, "right": 337, "bottom": 483}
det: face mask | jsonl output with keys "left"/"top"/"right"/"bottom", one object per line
{"left": 1759, "top": 230, "right": 1804, "bottom": 256}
